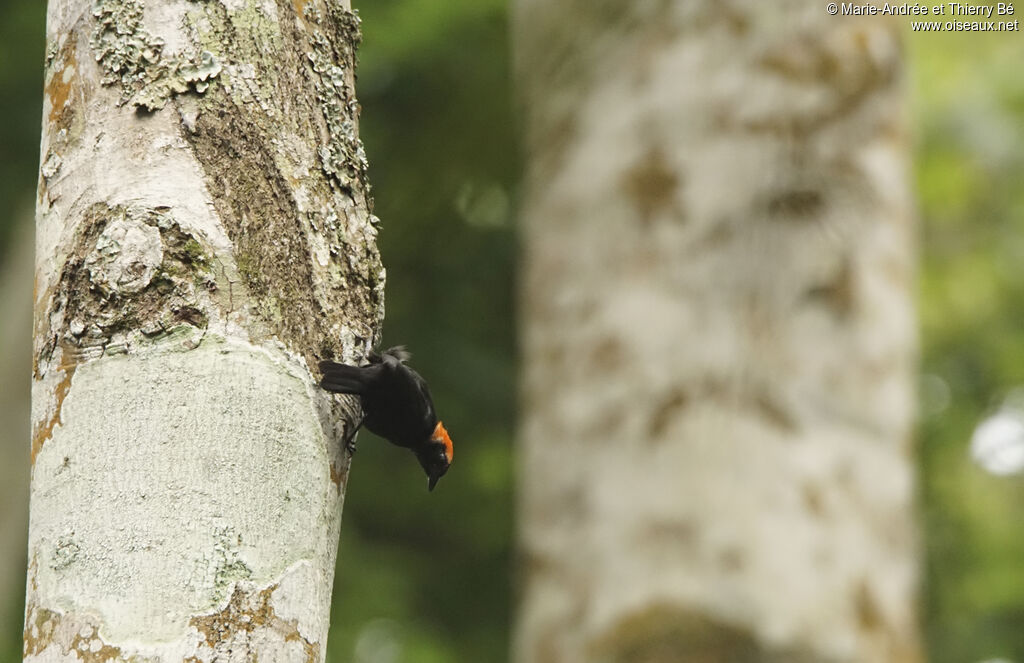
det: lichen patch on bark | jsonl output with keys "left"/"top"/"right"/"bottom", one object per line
{"left": 190, "top": 582, "right": 319, "bottom": 663}
{"left": 24, "top": 579, "right": 322, "bottom": 663}
{"left": 91, "top": 0, "right": 222, "bottom": 110}
{"left": 301, "top": 4, "right": 368, "bottom": 192}
{"left": 44, "top": 38, "right": 77, "bottom": 128}
{"left": 24, "top": 602, "right": 126, "bottom": 663}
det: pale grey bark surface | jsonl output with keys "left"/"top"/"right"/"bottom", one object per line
{"left": 27, "top": 0, "right": 381, "bottom": 660}
{"left": 514, "top": 2, "right": 920, "bottom": 662}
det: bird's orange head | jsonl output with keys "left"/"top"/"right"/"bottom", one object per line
{"left": 417, "top": 421, "right": 453, "bottom": 491}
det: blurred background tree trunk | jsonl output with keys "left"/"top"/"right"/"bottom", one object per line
{"left": 514, "top": 2, "right": 919, "bottom": 662}
{"left": 25, "top": 0, "right": 381, "bottom": 659}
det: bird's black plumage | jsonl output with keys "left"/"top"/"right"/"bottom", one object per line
{"left": 319, "top": 347, "right": 453, "bottom": 490}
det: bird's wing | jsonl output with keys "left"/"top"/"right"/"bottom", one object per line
{"left": 407, "top": 366, "right": 439, "bottom": 431}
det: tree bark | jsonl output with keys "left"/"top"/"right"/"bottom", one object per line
{"left": 514, "top": 2, "right": 920, "bottom": 662}
{"left": 26, "top": 0, "right": 382, "bottom": 660}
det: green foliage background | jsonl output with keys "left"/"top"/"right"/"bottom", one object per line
{"left": 0, "top": 1, "right": 1022, "bottom": 661}
{"left": 912, "top": 25, "right": 1024, "bottom": 663}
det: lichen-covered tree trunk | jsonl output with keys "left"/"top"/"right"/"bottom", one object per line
{"left": 514, "top": 2, "right": 919, "bottom": 662}
{"left": 26, "top": 0, "right": 382, "bottom": 660}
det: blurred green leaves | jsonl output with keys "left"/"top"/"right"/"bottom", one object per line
{"left": 0, "top": 0, "right": 46, "bottom": 251}
{"left": 912, "top": 26, "right": 1024, "bottom": 663}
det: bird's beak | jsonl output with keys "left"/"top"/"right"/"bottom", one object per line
{"left": 428, "top": 474, "right": 440, "bottom": 492}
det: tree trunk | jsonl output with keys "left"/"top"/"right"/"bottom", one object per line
{"left": 26, "top": 0, "right": 382, "bottom": 660}
{"left": 514, "top": 2, "right": 920, "bottom": 662}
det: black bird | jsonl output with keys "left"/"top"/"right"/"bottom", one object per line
{"left": 319, "top": 347, "right": 453, "bottom": 491}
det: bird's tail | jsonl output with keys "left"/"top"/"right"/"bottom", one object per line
{"left": 372, "top": 345, "right": 411, "bottom": 363}
{"left": 318, "top": 361, "right": 369, "bottom": 394}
